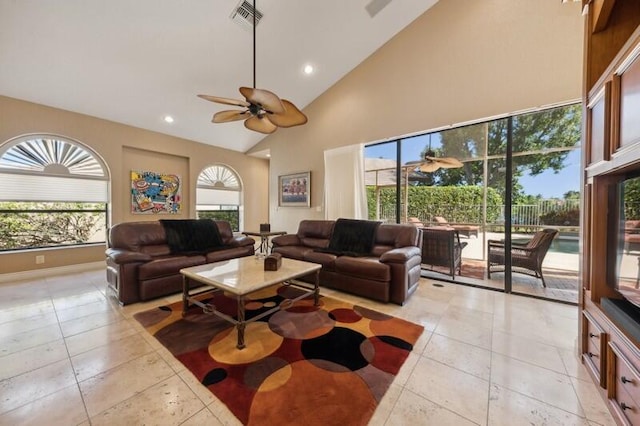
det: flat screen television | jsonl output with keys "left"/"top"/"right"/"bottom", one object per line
{"left": 611, "top": 173, "right": 640, "bottom": 308}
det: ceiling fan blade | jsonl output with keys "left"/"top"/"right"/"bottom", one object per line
{"left": 418, "top": 161, "right": 440, "bottom": 173}
{"left": 434, "top": 156, "right": 464, "bottom": 168}
{"left": 418, "top": 162, "right": 441, "bottom": 173}
{"left": 197, "top": 94, "right": 250, "bottom": 107}
{"left": 245, "top": 115, "right": 278, "bottom": 134}
{"left": 267, "top": 100, "right": 308, "bottom": 127}
{"left": 239, "top": 87, "right": 285, "bottom": 114}
{"left": 212, "top": 110, "right": 250, "bottom": 123}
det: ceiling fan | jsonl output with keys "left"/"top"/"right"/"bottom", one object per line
{"left": 409, "top": 134, "right": 464, "bottom": 172}
{"left": 417, "top": 150, "right": 463, "bottom": 172}
{"left": 197, "top": 0, "right": 307, "bottom": 134}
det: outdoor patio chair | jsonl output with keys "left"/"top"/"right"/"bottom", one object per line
{"left": 420, "top": 227, "right": 468, "bottom": 279}
{"left": 408, "top": 217, "right": 424, "bottom": 227}
{"left": 433, "top": 216, "right": 480, "bottom": 238}
{"left": 624, "top": 220, "right": 640, "bottom": 253}
{"left": 487, "top": 228, "right": 558, "bottom": 287}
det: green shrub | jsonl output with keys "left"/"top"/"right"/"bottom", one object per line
{"left": 540, "top": 208, "right": 580, "bottom": 226}
{"left": 197, "top": 210, "right": 240, "bottom": 232}
{"left": 367, "top": 185, "right": 502, "bottom": 223}
{"left": 0, "top": 202, "right": 104, "bottom": 250}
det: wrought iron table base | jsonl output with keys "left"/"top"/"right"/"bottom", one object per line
{"left": 182, "top": 271, "right": 319, "bottom": 349}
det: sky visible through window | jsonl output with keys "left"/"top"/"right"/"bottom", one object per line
{"left": 518, "top": 149, "right": 580, "bottom": 199}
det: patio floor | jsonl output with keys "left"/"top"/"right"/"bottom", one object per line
{"left": 421, "top": 231, "right": 579, "bottom": 304}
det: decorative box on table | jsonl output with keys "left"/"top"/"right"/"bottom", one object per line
{"left": 264, "top": 252, "right": 282, "bottom": 271}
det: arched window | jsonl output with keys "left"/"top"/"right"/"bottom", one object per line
{"left": 196, "top": 164, "right": 243, "bottom": 231}
{"left": 0, "top": 135, "right": 109, "bottom": 251}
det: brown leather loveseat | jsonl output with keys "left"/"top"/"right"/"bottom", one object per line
{"left": 271, "top": 219, "right": 422, "bottom": 305}
{"left": 106, "top": 219, "right": 255, "bottom": 305}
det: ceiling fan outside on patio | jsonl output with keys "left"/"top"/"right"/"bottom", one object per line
{"left": 197, "top": 0, "right": 307, "bottom": 134}
{"left": 408, "top": 134, "right": 464, "bottom": 172}
{"left": 417, "top": 150, "right": 464, "bottom": 172}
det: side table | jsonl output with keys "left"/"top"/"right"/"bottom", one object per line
{"left": 242, "top": 230, "right": 286, "bottom": 255}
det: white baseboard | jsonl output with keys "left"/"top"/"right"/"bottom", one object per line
{"left": 0, "top": 261, "right": 105, "bottom": 284}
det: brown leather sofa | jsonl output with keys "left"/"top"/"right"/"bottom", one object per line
{"left": 105, "top": 220, "right": 255, "bottom": 305}
{"left": 271, "top": 219, "right": 422, "bottom": 305}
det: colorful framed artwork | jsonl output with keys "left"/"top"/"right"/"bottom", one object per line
{"left": 278, "top": 171, "right": 311, "bottom": 207}
{"left": 131, "top": 170, "right": 181, "bottom": 214}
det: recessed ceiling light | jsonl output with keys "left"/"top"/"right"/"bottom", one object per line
{"left": 303, "top": 64, "right": 314, "bottom": 75}
{"left": 266, "top": 153, "right": 271, "bottom": 158}
{"left": 163, "top": 115, "right": 174, "bottom": 124}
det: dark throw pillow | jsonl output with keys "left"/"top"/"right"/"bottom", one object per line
{"left": 320, "top": 218, "right": 380, "bottom": 256}
{"left": 160, "top": 219, "right": 223, "bottom": 254}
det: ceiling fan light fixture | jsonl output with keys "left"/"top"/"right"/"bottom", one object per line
{"left": 198, "top": 0, "right": 307, "bottom": 134}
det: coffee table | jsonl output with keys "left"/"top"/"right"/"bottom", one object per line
{"left": 180, "top": 256, "right": 321, "bottom": 349}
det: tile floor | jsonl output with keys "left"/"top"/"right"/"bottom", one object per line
{"left": 423, "top": 263, "right": 580, "bottom": 305}
{"left": 430, "top": 268, "right": 579, "bottom": 305}
{"left": 0, "top": 268, "right": 616, "bottom": 425}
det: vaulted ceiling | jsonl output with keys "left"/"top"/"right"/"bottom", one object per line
{"left": 0, "top": 0, "right": 437, "bottom": 153}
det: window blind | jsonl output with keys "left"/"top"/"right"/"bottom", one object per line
{"left": 0, "top": 172, "right": 108, "bottom": 202}
{"left": 196, "top": 187, "right": 240, "bottom": 206}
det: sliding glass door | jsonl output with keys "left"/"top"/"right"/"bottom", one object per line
{"left": 508, "top": 107, "right": 581, "bottom": 301}
{"left": 364, "top": 103, "right": 581, "bottom": 303}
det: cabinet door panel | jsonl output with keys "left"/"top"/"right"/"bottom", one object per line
{"left": 588, "top": 86, "right": 609, "bottom": 165}
{"left": 620, "top": 54, "right": 640, "bottom": 148}
{"left": 609, "top": 341, "right": 640, "bottom": 426}
{"left": 583, "top": 311, "right": 607, "bottom": 387}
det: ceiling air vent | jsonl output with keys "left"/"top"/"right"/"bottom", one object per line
{"left": 365, "top": 0, "right": 392, "bottom": 18}
{"left": 230, "top": 0, "right": 263, "bottom": 30}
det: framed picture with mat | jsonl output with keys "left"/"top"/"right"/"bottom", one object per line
{"left": 278, "top": 171, "right": 310, "bottom": 207}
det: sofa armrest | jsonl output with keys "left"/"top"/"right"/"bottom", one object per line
{"left": 105, "top": 248, "right": 152, "bottom": 264}
{"left": 227, "top": 236, "right": 255, "bottom": 248}
{"left": 380, "top": 246, "right": 421, "bottom": 263}
{"left": 272, "top": 234, "right": 301, "bottom": 247}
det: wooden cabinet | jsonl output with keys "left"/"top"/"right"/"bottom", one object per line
{"left": 581, "top": 1, "right": 640, "bottom": 424}
{"left": 583, "top": 311, "right": 608, "bottom": 387}
{"left": 607, "top": 339, "right": 640, "bottom": 425}
{"left": 581, "top": 299, "right": 640, "bottom": 425}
